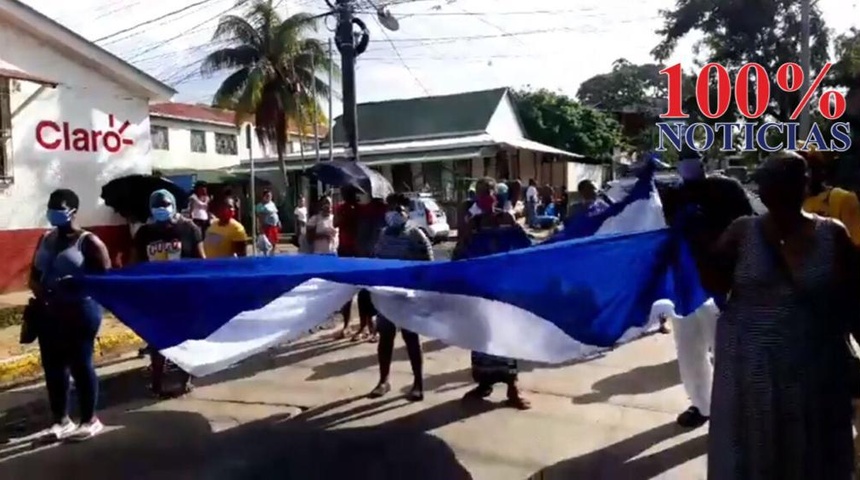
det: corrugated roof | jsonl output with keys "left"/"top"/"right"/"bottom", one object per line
{"left": 330, "top": 88, "right": 508, "bottom": 144}
{"left": 149, "top": 103, "right": 236, "bottom": 126}
{"left": 149, "top": 102, "right": 324, "bottom": 136}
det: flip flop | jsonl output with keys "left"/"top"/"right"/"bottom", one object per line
{"left": 368, "top": 383, "right": 391, "bottom": 398}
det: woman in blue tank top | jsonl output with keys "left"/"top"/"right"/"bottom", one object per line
{"left": 30, "top": 189, "right": 111, "bottom": 442}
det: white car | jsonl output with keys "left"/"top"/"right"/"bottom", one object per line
{"left": 406, "top": 194, "right": 450, "bottom": 243}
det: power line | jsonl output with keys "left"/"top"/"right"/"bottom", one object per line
{"left": 369, "top": 14, "right": 430, "bottom": 95}
{"left": 99, "top": 0, "right": 232, "bottom": 48}
{"left": 123, "top": 0, "right": 252, "bottom": 64}
{"left": 93, "top": 0, "right": 222, "bottom": 44}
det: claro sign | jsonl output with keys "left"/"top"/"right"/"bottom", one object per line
{"left": 36, "top": 114, "right": 135, "bottom": 153}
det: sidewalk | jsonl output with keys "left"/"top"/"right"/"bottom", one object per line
{"left": 0, "top": 329, "right": 706, "bottom": 479}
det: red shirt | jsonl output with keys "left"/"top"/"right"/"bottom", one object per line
{"left": 334, "top": 202, "right": 359, "bottom": 254}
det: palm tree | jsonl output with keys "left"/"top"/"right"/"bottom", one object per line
{"left": 201, "top": 0, "right": 335, "bottom": 190}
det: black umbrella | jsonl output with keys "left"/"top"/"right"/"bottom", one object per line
{"left": 101, "top": 174, "right": 189, "bottom": 222}
{"left": 305, "top": 160, "right": 394, "bottom": 199}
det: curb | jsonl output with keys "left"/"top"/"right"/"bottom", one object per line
{"left": 0, "top": 330, "right": 143, "bottom": 388}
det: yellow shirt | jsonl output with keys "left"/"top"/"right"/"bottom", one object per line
{"left": 803, "top": 187, "right": 860, "bottom": 246}
{"left": 204, "top": 218, "right": 248, "bottom": 258}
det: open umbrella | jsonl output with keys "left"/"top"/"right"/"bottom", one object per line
{"left": 305, "top": 160, "right": 394, "bottom": 199}
{"left": 101, "top": 174, "right": 189, "bottom": 222}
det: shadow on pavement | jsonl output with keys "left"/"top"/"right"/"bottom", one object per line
{"left": 0, "top": 396, "right": 488, "bottom": 480}
{"left": 0, "top": 335, "right": 361, "bottom": 443}
{"left": 571, "top": 359, "right": 680, "bottom": 404}
{"left": 306, "top": 339, "right": 449, "bottom": 382}
{"left": 526, "top": 421, "right": 706, "bottom": 480}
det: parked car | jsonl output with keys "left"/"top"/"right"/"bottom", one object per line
{"left": 406, "top": 193, "right": 450, "bottom": 243}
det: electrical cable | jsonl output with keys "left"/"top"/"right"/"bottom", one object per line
{"left": 93, "top": 0, "right": 223, "bottom": 44}
{"left": 368, "top": 13, "right": 430, "bottom": 94}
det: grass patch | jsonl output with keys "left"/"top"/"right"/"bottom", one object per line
{"left": 0, "top": 305, "right": 115, "bottom": 329}
{"left": 0, "top": 305, "right": 24, "bottom": 329}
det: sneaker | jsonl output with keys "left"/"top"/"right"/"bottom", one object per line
{"left": 676, "top": 406, "right": 709, "bottom": 428}
{"left": 49, "top": 419, "right": 77, "bottom": 440}
{"left": 66, "top": 418, "right": 104, "bottom": 442}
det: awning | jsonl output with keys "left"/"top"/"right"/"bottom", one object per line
{"left": 496, "top": 137, "right": 584, "bottom": 159}
{"left": 0, "top": 61, "right": 58, "bottom": 87}
{"left": 159, "top": 168, "right": 249, "bottom": 185}
{"left": 232, "top": 146, "right": 485, "bottom": 174}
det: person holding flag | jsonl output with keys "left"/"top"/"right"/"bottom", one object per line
{"left": 454, "top": 177, "right": 533, "bottom": 410}
{"left": 661, "top": 149, "right": 754, "bottom": 429}
{"left": 132, "top": 189, "right": 205, "bottom": 397}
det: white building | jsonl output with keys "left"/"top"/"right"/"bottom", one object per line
{"left": 149, "top": 102, "right": 320, "bottom": 172}
{"left": 0, "top": 0, "right": 174, "bottom": 292}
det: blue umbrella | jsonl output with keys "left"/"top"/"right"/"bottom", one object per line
{"left": 305, "top": 160, "right": 394, "bottom": 199}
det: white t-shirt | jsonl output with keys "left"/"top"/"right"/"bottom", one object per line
{"left": 294, "top": 206, "right": 308, "bottom": 224}
{"left": 307, "top": 213, "right": 338, "bottom": 254}
{"left": 525, "top": 186, "right": 538, "bottom": 202}
{"left": 189, "top": 194, "right": 210, "bottom": 220}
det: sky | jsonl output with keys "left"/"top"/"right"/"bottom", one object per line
{"left": 19, "top": 0, "right": 860, "bottom": 117}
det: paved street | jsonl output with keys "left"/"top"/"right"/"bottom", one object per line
{"left": 0, "top": 330, "right": 707, "bottom": 479}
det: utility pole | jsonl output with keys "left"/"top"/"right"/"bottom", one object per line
{"left": 335, "top": 0, "right": 359, "bottom": 161}
{"left": 799, "top": 0, "right": 812, "bottom": 138}
{"left": 312, "top": 49, "right": 321, "bottom": 165}
{"left": 327, "top": 38, "right": 334, "bottom": 163}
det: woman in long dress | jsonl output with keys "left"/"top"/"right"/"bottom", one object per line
{"left": 707, "top": 151, "right": 859, "bottom": 479}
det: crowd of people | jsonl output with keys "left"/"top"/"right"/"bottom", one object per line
{"left": 21, "top": 149, "right": 860, "bottom": 479}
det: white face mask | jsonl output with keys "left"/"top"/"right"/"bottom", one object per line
{"left": 385, "top": 210, "right": 406, "bottom": 228}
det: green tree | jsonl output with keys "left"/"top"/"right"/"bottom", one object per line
{"left": 201, "top": 0, "right": 336, "bottom": 188}
{"left": 828, "top": 28, "right": 860, "bottom": 187}
{"left": 652, "top": 0, "right": 830, "bottom": 123}
{"left": 512, "top": 88, "right": 622, "bottom": 160}
{"left": 576, "top": 58, "right": 666, "bottom": 112}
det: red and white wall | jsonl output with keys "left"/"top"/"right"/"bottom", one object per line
{"left": 0, "top": 2, "right": 172, "bottom": 292}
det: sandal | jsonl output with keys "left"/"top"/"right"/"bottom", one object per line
{"left": 367, "top": 332, "right": 379, "bottom": 343}
{"left": 407, "top": 386, "right": 424, "bottom": 402}
{"left": 368, "top": 382, "right": 391, "bottom": 398}
{"left": 505, "top": 395, "right": 532, "bottom": 410}
{"left": 351, "top": 331, "right": 368, "bottom": 342}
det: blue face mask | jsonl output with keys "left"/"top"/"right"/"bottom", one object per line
{"left": 151, "top": 206, "right": 174, "bottom": 222}
{"left": 385, "top": 210, "right": 407, "bottom": 228}
{"left": 46, "top": 209, "right": 73, "bottom": 227}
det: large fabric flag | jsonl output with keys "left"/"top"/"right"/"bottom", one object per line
{"left": 81, "top": 168, "right": 706, "bottom": 377}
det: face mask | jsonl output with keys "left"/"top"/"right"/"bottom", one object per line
{"left": 218, "top": 208, "right": 235, "bottom": 221}
{"left": 385, "top": 210, "right": 406, "bottom": 228}
{"left": 476, "top": 194, "right": 496, "bottom": 213}
{"left": 496, "top": 192, "right": 509, "bottom": 207}
{"left": 46, "top": 208, "right": 73, "bottom": 227}
{"left": 151, "top": 206, "right": 174, "bottom": 222}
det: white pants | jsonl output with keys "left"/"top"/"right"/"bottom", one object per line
{"left": 670, "top": 300, "right": 719, "bottom": 416}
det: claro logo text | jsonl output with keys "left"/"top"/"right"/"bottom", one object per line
{"left": 36, "top": 114, "right": 135, "bottom": 153}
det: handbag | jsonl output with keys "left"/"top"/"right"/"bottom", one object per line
{"left": 20, "top": 297, "right": 48, "bottom": 344}
{"left": 19, "top": 231, "right": 61, "bottom": 344}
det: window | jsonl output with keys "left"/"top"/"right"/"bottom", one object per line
{"left": 0, "top": 78, "right": 11, "bottom": 181}
{"left": 151, "top": 125, "right": 169, "bottom": 150}
{"left": 215, "top": 133, "right": 238, "bottom": 155}
{"left": 190, "top": 130, "right": 206, "bottom": 153}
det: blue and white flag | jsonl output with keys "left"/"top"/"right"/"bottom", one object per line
{"left": 81, "top": 166, "right": 706, "bottom": 377}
